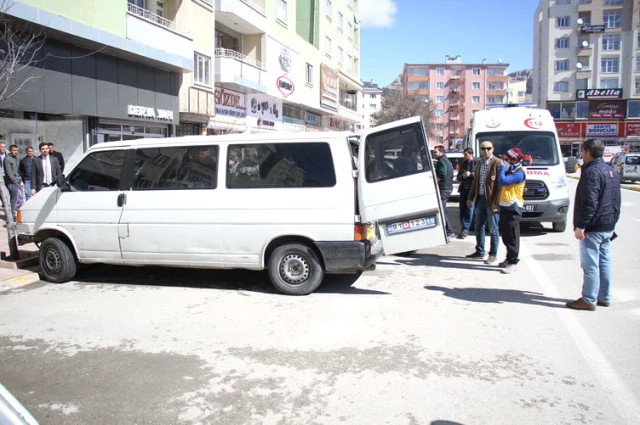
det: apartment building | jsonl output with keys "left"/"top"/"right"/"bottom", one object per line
{"left": 357, "top": 80, "right": 383, "bottom": 131}
{"left": 533, "top": 0, "right": 640, "bottom": 153}
{"left": 210, "top": 0, "right": 363, "bottom": 134}
{"left": 507, "top": 79, "right": 532, "bottom": 104}
{"left": 401, "top": 56, "right": 509, "bottom": 148}
{"left": 0, "top": 0, "right": 193, "bottom": 162}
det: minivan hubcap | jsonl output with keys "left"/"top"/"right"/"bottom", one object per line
{"left": 44, "top": 248, "right": 61, "bottom": 274}
{"left": 280, "top": 254, "right": 309, "bottom": 284}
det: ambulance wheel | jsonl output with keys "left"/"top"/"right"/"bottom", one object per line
{"left": 552, "top": 220, "right": 567, "bottom": 233}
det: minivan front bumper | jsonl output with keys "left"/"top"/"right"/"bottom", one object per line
{"left": 522, "top": 198, "right": 570, "bottom": 223}
{"left": 317, "top": 239, "right": 383, "bottom": 274}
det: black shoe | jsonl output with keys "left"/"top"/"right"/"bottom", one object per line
{"left": 456, "top": 232, "right": 468, "bottom": 239}
{"left": 465, "top": 251, "right": 485, "bottom": 259}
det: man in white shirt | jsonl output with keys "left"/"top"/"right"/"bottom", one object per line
{"left": 31, "top": 142, "right": 62, "bottom": 195}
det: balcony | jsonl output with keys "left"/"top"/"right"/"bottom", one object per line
{"left": 488, "top": 89, "right": 507, "bottom": 97}
{"left": 578, "top": 0, "right": 592, "bottom": 11}
{"left": 577, "top": 43, "right": 593, "bottom": 56}
{"left": 180, "top": 86, "right": 215, "bottom": 119}
{"left": 216, "top": 0, "right": 267, "bottom": 34}
{"left": 576, "top": 66, "right": 592, "bottom": 78}
{"left": 126, "top": 3, "right": 193, "bottom": 66}
{"left": 487, "top": 75, "right": 508, "bottom": 83}
{"left": 215, "top": 48, "right": 267, "bottom": 92}
{"left": 408, "top": 89, "right": 429, "bottom": 95}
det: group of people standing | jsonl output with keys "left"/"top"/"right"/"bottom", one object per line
{"left": 0, "top": 141, "right": 64, "bottom": 220}
{"left": 435, "top": 138, "right": 621, "bottom": 311}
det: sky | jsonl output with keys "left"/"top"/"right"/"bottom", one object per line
{"left": 359, "top": 0, "right": 540, "bottom": 87}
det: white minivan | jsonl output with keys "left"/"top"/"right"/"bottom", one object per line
{"left": 470, "top": 107, "right": 570, "bottom": 232}
{"left": 17, "top": 117, "right": 447, "bottom": 295}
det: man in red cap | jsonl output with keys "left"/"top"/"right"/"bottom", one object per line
{"left": 496, "top": 147, "right": 527, "bottom": 274}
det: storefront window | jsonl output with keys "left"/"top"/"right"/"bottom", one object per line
{"left": 576, "top": 101, "right": 589, "bottom": 119}
{"left": 628, "top": 100, "right": 640, "bottom": 118}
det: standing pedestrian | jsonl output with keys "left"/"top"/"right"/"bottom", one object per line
{"left": 31, "top": 142, "right": 62, "bottom": 195}
{"left": 48, "top": 142, "right": 65, "bottom": 172}
{"left": 3, "top": 144, "right": 22, "bottom": 220}
{"left": 19, "top": 146, "right": 36, "bottom": 201}
{"left": 497, "top": 148, "right": 527, "bottom": 274}
{"left": 566, "top": 139, "right": 621, "bottom": 311}
{"left": 456, "top": 147, "right": 475, "bottom": 239}
{"left": 433, "top": 145, "right": 455, "bottom": 240}
{"left": 0, "top": 141, "right": 6, "bottom": 208}
{"left": 465, "top": 140, "right": 502, "bottom": 264}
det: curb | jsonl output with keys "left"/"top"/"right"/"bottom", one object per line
{"left": 566, "top": 173, "right": 640, "bottom": 191}
{"left": 0, "top": 270, "right": 40, "bottom": 293}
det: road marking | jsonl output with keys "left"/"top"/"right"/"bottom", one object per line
{"left": 520, "top": 244, "right": 640, "bottom": 423}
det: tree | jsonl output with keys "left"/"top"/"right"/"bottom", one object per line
{"left": 371, "top": 89, "right": 437, "bottom": 139}
{"left": 0, "top": 0, "right": 44, "bottom": 108}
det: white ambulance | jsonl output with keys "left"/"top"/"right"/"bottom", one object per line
{"left": 469, "top": 106, "right": 570, "bottom": 232}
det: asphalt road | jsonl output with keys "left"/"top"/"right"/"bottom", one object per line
{"left": 1, "top": 179, "right": 639, "bottom": 425}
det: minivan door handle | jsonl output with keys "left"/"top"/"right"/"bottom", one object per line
{"left": 117, "top": 193, "right": 126, "bottom": 207}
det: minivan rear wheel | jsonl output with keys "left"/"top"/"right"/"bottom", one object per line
{"left": 268, "top": 243, "right": 324, "bottom": 295}
{"left": 40, "top": 237, "right": 77, "bottom": 283}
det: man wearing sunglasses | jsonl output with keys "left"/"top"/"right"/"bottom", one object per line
{"left": 466, "top": 141, "right": 502, "bottom": 264}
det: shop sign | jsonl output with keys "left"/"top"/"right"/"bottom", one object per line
{"left": 580, "top": 24, "right": 605, "bottom": 34}
{"left": 589, "top": 100, "right": 626, "bottom": 118}
{"left": 283, "top": 117, "right": 306, "bottom": 132}
{"left": 247, "top": 94, "right": 282, "bottom": 123}
{"left": 586, "top": 123, "right": 619, "bottom": 137}
{"left": 214, "top": 88, "right": 246, "bottom": 119}
{"left": 576, "top": 88, "right": 623, "bottom": 100}
{"left": 306, "top": 112, "right": 320, "bottom": 125}
{"left": 127, "top": 105, "right": 174, "bottom": 121}
{"left": 625, "top": 122, "right": 640, "bottom": 137}
{"left": 277, "top": 75, "right": 295, "bottom": 98}
{"left": 321, "top": 64, "right": 339, "bottom": 111}
{"left": 555, "top": 122, "right": 584, "bottom": 138}
{"left": 257, "top": 117, "right": 276, "bottom": 127}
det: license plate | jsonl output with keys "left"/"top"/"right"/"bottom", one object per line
{"left": 525, "top": 204, "right": 536, "bottom": 212}
{"left": 387, "top": 217, "right": 436, "bottom": 235}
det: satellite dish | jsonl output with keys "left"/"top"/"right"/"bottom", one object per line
{"left": 577, "top": 18, "right": 584, "bottom": 25}
{"left": 497, "top": 58, "right": 503, "bottom": 63}
{"left": 576, "top": 62, "right": 583, "bottom": 69}
{"left": 581, "top": 40, "right": 589, "bottom": 47}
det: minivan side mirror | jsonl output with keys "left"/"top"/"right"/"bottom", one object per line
{"left": 56, "top": 173, "right": 66, "bottom": 189}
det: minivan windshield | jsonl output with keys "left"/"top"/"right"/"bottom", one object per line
{"left": 476, "top": 131, "right": 560, "bottom": 166}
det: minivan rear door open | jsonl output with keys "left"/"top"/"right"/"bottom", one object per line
{"left": 357, "top": 116, "right": 447, "bottom": 255}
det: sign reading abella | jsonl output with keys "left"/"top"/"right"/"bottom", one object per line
{"left": 586, "top": 123, "right": 619, "bottom": 137}
{"left": 576, "top": 88, "right": 623, "bottom": 100}
{"left": 321, "top": 64, "right": 339, "bottom": 111}
{"left": 589, "top": 100, "right": 626, "bottom": 118}
{"left": 555, "top": 122, "right": 584, "bottom": 138}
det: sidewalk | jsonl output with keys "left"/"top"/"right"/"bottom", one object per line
{"left": 0, "top": 213, "right": 41, "bottom": 292}
{"left": 567, "top": 168, "right": 640, "bottom": 191}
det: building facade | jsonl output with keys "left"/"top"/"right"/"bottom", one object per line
{"left": 209, "top": 0, "right": 363, "bottom": 135}
{"left": 401, "top": 56, "right": 509, "bottom": 148}
{"left": 0, "top": 0, "right": 192, "bottom": 164}
{"left": 533, "top": 0, "right": 640, "bottom": 155}
{"left": 357, "top": 80, "right": 383, "bottom": 131}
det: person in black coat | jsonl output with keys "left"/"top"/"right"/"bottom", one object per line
{"left": 566, "top": 139, "right": 621, "bottom": 311}
{"left": 30, "top": 142, "right": 62, "bottom": 196}
{"left": 47, "top": 142, "right": 65, "bottom": 172}
{"left": 456, "top": 147, "right": 476, "bottom": 239}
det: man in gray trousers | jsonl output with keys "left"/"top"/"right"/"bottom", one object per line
{"left": 3, "top": 144, "right": 23, "bottom": 220}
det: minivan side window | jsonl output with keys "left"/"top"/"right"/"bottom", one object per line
{"left": 133, "top": 146, "right": 218, "bottom": 190}
{"left": 68, "top": 150, "right": 126, "bottom": 191}
{"left": 365, "top": 123, "right": 431, "bottom": 183}
{"left": 227, "top": 142, "right": 336, "bottom": 188}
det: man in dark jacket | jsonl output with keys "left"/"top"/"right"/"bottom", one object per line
{"left": 48, "top": 142, "right": 65, "bottom": 172}
{"left": 31, "top": 142, "right": 62, "bottom": 195}
{"left": 567, "top": 139, "right": 621, "bottom": 311}
{"left": 456, "top": 147, "right": 475, "bottom": 239}
{"left": 19, "top": 146, "right": 36, "bottom": 201}
{"left": 433, "top": 145, "right": 454, "bottom": 239}
{"left": 3, "top": 144, "right": 22, "bottom": 220}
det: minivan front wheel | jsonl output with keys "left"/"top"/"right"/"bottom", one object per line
{"left": 268, "top": 243, "right": 324, "bottom": 295}
{"left": 40, "top": 237, "right": 77, "bottom": 283}
{"left": 552, "top": 220, "right": 567, "bottom": 233}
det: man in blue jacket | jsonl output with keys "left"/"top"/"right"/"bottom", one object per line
{"left": 567, "top": 139, "right": 621, "bottom": 311}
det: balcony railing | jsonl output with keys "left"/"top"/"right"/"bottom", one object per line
{"left": 127, "top": 3, "right": 185, "bottom": 34}
{"left": 578, "top": 66, "right": 592, "bottom": 72}
{"left": 240, "top": 0, "right": 266, "bottom": 15}
{"left": 339, "top": 97, "right": 357, "bottom": 112}
{"left": 215, "top": 48, "right": 265, "bottom": 70}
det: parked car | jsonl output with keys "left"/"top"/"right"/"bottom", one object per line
{"left": 611, "top": 152, "right": 640, "bottom": 183}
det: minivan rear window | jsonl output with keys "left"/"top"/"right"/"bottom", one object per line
{"left": 226, "top": 142, "right": 336, "bottom": 188}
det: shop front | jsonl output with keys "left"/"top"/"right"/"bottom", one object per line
{"left": 208, "top": 88, "right": 248, "bottom": 134}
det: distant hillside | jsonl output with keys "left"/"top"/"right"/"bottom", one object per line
{"left": 509, "top": 69, "right": 533, "bottom": 94}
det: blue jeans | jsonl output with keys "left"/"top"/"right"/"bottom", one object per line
{"left": 459, "top": 189, "right": 474, "bottom": 233}
{"left": 579, "top": 231, "right": 613, "bottom": 305}
{"left": 474, "top": 197, "right": 499, "bottom": 256}
{"left": 24, "top": 180, "right": 32, "bottom": 201}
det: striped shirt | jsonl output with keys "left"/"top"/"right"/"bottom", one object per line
{"left": 479, "top": 156, "right": 492, "bottom": 196}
